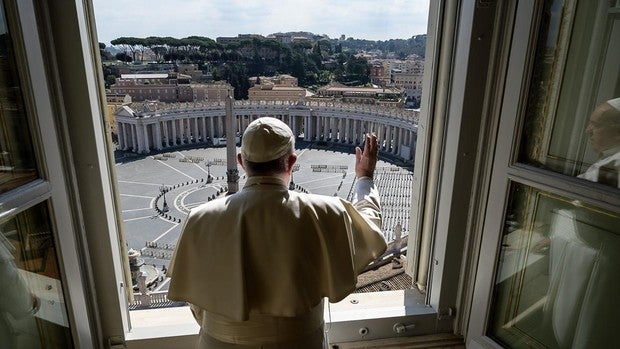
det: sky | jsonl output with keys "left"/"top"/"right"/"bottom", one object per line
{"left": 92, "top": 0, "right": 429, "bottom": 45}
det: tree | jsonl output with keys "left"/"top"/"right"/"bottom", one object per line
{"left": 115, "top": 52, "right": 132, "bottom": 62}
{"left": 111, "top": 37, "right": 145, "bottom": 62}
{"left": 99, "top": 42, "right": 113, "bottom": 61}
{"left": 105, "top": 74, "right": 117, "bottom": 87}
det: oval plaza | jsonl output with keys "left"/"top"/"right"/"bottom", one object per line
{"left": 115, "top": 100, "right": 419, "bottom": 161}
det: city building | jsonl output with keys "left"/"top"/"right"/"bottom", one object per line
{"left": 370, "top": 63, "right": 390, "bottom": 86}
{"left": 176, "top": 64, "right": 205, "bottom": 82}
{"left": 248, "top": 75, "right": 305, "bottom": 102}
{"left": 216, "top": 34, "right": 264, "bottom": 45}
{"left": 391, "top": 70, "right": 425, "bottom": 102}
{"left": 110, "top": 73, "right": 231, "bottom": 103}
{"left": 247, "top": 84, "right": 308, "bottom": 102}
{"left": 114, "top": 62, "right": 175, "bottom": 75}
{"left": 315, "top": 85, "right": 404, "bottom": 107}
{"left": 105, "top": 93, "right": 132, "bottom": 136}
{"left": 267, "top": 33, "right": 292, "bottom": 44}
{"left": 6, "top": 1, "right": 617, "bottom": 348}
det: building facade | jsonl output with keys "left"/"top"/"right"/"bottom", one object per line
{"left": 115, "top": 101, "right": 418, "bottom": 160}
{"left": 315, "top": 85, "right": 404, "bottom": 107}
{"left": 110, "top": 73, "right": 231, "bottom": 103}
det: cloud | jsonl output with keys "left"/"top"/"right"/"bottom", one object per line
{"left": 93, "top": 0, "right": 429, "bottom": 44}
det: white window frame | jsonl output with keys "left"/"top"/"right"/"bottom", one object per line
{"left": 1, "top": 0, "right": 98, "bottom": 346}
{"left": 466, "top": 1, "right": 620, "bottom": 347}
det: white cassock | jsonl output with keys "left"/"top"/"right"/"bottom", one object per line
{"left": 168, "top": 176, "right": 387, "bottom": 348}
{"left": 544, "top": 208, "right": 620, "bottom": 348}
{"left": 577, "top": 146, "right": 620, "bottom": 188}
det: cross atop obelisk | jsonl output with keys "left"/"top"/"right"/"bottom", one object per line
{"left": 225, "top": 87, "right": 239, "bottom": 194}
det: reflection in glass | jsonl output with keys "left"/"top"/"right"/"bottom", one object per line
{"left": 0, "top": 0, "right": 38, "bottom": 194}
{"left": 519, "top": 0, "right": 620, "bottom": 188}
{"left": 488, "top": 183, "right": 620, "bottom": 348}
{"left": 0, "top": 203, "right": 73, "bottom": 348}
{"left": 577, "top": 99, "right": 620, "bottom": 186}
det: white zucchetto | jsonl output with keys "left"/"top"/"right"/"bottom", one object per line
{"left": 240, "top": 117, "right": 294, "bottom": 163}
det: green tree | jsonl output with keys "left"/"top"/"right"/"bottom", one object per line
{"left": 111, "top": 37, "right": 146, "bottom": 62}
{"left": 105, "top": 74, "right": 117, "bottom": 87}
{"left": 99, "top": 42, "right": 113, "bottom": 61}
{"left": 115, "top": 52, "right": 132, "bottom": 62}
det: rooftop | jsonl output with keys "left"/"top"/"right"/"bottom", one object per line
{"left": 120, "top": 73, "right": 170, "bottom": 79}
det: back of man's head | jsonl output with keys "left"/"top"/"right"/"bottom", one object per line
{"left": 240, "top": 117, "right": 295, "bottom": 176}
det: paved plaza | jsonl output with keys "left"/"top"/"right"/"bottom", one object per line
{"left": 115, "top": 141, "right": 413, "bottom": 293}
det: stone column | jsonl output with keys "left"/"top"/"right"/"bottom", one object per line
{"left": 406, "top": 130, "right": 412, "bottom": 149}
{"left": 200, "top": 116, "right": 207, "bottom": 143}
{"left": 192, "top": 118, "right": 198, "bottom": 143}
{"left": 155, "top": 122, "right": 162, "bottom": 150}
{"left": 119, "top": 123, "right": 125, "bottom": 150}
{"left": 171, "top": 119, "right": 177, "bottom": 146}
{"left": 126, "top": 123, "right": 132, "bottom": 150}
{"left": 392, "top": 126, "right": 398, "bottom": 154}
{"left": 176, "top": 119, "right": 182, "bottom": 144}
{"left": 323, "top": 117, "right": 329, "bottom": 140}
{"left": 335, "top": 117, "right": 341, "bottom": 142}
{"left": 380, "top": 124, "right": 386, "bottom": 151}
{"left": 135, "top": 124, "right": 144, "bottom": 153}
{"left": 183, "top": 118, "right": 189, "bottom": 143}
{"left": 163, "top": 120, "right": 169, "bottom": 147}
{"left": 218, "top": 116, "right": 224, "bottom": 137}
{"left": 304, "top": 116, "right": 310, "bottom": 141}
{"left": 143, "top": 124, "right": 150, "bottom": 153}
{"left": 129, "top": 124, "right": 138, "bottom": 153}
{"left": 398, "top": 127, "right": 404, "bottom": 156}
{"left": 210, "top": 117, "right": 215, "bottom": 140}
{"left": 316, "top": 115, "right": 321, "bottom": 140}
{"left": 117, "top": 122, "right": 125, "bottom": 150}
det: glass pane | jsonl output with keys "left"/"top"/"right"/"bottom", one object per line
{"left": 488, "top": 182, "right": 620, "bottom": 348}
{"left": 519, "top": 0, "right": 620, "bottom": 189}
{"left": 0, "top": 0, "right": 39, "bottom": 194}
{"left": 0, "top": 202, "right": 73, "bottom": 348}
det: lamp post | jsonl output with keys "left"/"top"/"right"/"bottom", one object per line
{"left": 205, "top": 161, "right": 214, "bottom": 183}
{"left": 160, "top": 184, "right": 169, "bottom": 213}
{"left": 289, "top": 164, "right": 300, "bottom": 190}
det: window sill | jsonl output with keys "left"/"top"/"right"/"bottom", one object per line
{"left": 125, "top": 289, "right": 437, "bottom": 349}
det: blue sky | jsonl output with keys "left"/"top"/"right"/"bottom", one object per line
{"left": 93, "top": 0, "right": 429, "bottom": 45}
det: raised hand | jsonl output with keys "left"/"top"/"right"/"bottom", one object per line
{"left": 355, "top": 133, "right": 378, "bottom": 179}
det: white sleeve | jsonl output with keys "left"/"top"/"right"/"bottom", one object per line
{"left": 350, "top": 177, "right": 382, "bottom": 230}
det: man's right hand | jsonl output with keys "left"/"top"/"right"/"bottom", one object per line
{"left": 355, "top": 133, "right": 378, "bottom": 179}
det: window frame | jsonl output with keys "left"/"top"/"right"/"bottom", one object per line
{"left": 1, "top": 0, "right": 97, "bottom": 346}
{"left": 466, "top": 0, "right": 620, "bottom": 347}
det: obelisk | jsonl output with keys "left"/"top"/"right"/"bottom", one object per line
{"left": 225, "top": 88, "right": 239, "bottom": 194}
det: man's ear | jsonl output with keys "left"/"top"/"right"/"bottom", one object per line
{"left": 237, "top": 153, "right": 244, "bottom": 168}
{"left": 288, "top": 153, "right": 297, "bottom": 171}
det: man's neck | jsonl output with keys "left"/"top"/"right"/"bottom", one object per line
{"left": 246, "top": 173, "right": 290, "bottom": 185}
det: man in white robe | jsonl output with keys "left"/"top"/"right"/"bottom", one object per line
{"left": 578, "top": 97, "right": 620, "bottom": 187}
{"left": 539, "top": 98, "right": 620, "bottom": 348}
{"left": 168, "top": 117, "right": 387, "bottom": 348}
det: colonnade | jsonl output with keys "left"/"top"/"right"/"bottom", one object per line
{"left": 301, "top": 115, "right": 416, "bottom": 157}
{"left": 116, "top": 103, "right": 418, "bottom": 160}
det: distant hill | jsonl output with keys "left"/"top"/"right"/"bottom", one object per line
{"left": 267, "top": 32, "right": 427, "bottom": 59}
{"left": 336, "top": 35, "right": 427, "bottom": 59}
